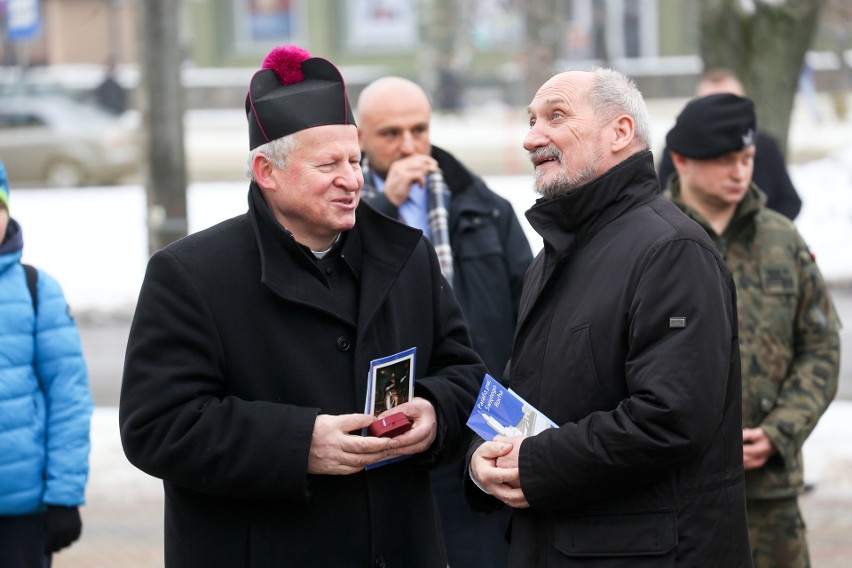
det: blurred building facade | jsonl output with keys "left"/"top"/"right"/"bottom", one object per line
{"left": 1, "top": 0, "right": 136, "bottom": 66}
{"left": 0, "top": 0, "right": 849, "bottom": 108}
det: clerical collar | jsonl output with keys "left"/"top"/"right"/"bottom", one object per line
{"left": 311, "top": 234, "right": 342, "bottom": 259}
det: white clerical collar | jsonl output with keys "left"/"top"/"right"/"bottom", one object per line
{"left": 311, "top": 234, "right": 342, "bottom": 259}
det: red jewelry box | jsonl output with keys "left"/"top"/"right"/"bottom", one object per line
{"left": 369, "top": 412, "right": 412, "bottom": 438}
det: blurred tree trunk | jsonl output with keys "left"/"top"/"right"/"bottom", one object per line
{"left": 824, "top": 0, "right": 852, "bottom": 119}
{"left": 699, "top": 0, "right": 827, "bottom": 154}
{"left": 138, "top": 0, "right": 188, "bottom": 256}
{"left": 419, "top": 0, "right": 471, "bottom": 111}
{"left": 416, "top": 0, "right": 439, "bottom": 97}
{"left": 591, "top": 0, "right": 609, "bottom": 66}
{"left": 521, "top": 0, "right": 566, "bottom": 103}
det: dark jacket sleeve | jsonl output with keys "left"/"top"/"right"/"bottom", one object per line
{"left": 414, "top": 240, "right": 486, "bottom": 466}
{"left": 119, "top": 249, "right": 319, "bottom": 502}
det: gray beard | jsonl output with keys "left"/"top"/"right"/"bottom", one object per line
{"left": 534, "top": 160, "right": 600, "bottom": 199}
{"left": 530, "top": 144, "right": 604, "bottom": 199}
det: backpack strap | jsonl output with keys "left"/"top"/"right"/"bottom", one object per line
{"left": 23, "top": 263, "right": 38, "bottom": 315}
{"left": 22, "top": 263, "right": 44, "bottom": 390}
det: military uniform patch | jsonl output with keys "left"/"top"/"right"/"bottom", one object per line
{"left": 760, "top": 265, "right": 795, "bottom": 294}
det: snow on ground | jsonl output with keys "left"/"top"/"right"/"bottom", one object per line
{"left": 790, "top": 146, "right": 852, "bottom": 284}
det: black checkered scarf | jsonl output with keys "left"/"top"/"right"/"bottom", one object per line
{"left": 361, "top": 157, "right": 454, "bottom": 285}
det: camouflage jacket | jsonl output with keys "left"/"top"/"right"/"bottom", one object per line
{"left": 667, "top": 179, "right": 840, "bottom": 499}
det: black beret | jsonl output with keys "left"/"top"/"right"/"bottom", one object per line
{"left": 245, "top": 45, "right": 356, "bottom": 150}
{"left": 666, "top": 93, "right": 756, "bottom": 159}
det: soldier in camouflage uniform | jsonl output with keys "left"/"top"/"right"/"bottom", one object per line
{"left": 663, "top": 93, "right": 841, "bottom": 568}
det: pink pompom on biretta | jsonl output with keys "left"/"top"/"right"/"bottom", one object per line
{"left": 262, "top": 45, "right": 312, "bottom": 85}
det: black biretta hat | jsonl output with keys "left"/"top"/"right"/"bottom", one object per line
{"left": 666, "top": 93, "right": 756, "bottom": 159}
{"left": 245, "top": 45, "right": 355, "bottom": 150}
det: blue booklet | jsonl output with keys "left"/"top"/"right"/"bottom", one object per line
{"left": 466, "top": 374, "right": 558, "bottom": 441}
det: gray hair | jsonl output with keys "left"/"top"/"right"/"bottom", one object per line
{"left": 587, "top": 68, "right": 651, "bottom": 150}
{"left": 245, "top": 133, "right": 300, "bottom": 181}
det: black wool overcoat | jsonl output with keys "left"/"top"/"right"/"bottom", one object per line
{"left": 120, "top": 184, "right": 485, "bottom": 567}
{"left": 466, "top": 151, "right": 753, "bottom": 567}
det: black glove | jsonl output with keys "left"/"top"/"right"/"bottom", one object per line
{"left": 44, "top": 505, "right": 82, "bottom": 553}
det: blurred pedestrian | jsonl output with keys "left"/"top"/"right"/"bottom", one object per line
{"left": 0, "top": 159, "right": 93, "bottom": 567}
{"left": 657, "top": 68, "right": 803, "bottom": 220}
{"left": 93, "top": 58, "right": 128, "bottom": 115}
{"left": 664, "top": 93, "right": 841, "bottom": 568}
{"left": 798, "top": 60, "right": 823, "bottom": 123}
{"left": 119, "top": 45, "right": 484, "bottom": 567}
{"left": 357, "top": 76, "right": 533, "bottom": 568}
{"left": 466, "top": 69, "right": 752, "bottom": 567}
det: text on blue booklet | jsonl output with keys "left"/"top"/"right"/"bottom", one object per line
{"left": 466, "top": 374, "right": 558, "bottom": 441}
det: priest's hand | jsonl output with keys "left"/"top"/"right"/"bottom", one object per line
{"left": 307, "top": 413, "right": 399, "bottom": 475}
{"left": 381, "top": 397, "right": 437, "bottom": 457}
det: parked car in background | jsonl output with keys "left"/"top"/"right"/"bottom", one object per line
{"left": 0, "top": 96, "right": 140, "bottom": 187}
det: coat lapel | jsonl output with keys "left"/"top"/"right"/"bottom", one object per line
{"left": 249, "top": 183, "right": 354, "bottom": 321}
{"left": 353, "top": 202, "right": 423, "bottom": 332}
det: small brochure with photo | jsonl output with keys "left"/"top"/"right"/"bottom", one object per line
{"left": 466, "top": 374, "right": 558, "bottom": 441}
{"left": 365, "top": 347, "right": 416, "bottom": 418}
{"left": 363, "top": 347, "right": 416, "bottom": 469}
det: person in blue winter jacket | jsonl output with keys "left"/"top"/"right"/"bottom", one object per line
{"left": 0, "top": 159, "right": 93, "bottom": 567}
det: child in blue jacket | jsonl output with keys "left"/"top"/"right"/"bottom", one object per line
{"left": 0, "top": 160, "right": 93, "bottom": 566}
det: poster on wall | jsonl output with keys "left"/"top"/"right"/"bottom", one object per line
{"left": 234, "top": 0, "right": 303, "bottom": 52}
{"left": 5, "top": 0, "right": 41, "bottom": 41}
{"left": 248, "top": 0, "right": 293, "bottom": 40}
{"left": 345, "top": 0, "right": 417, "bottom": 50}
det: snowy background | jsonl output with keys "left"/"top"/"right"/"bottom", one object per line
{"left": 15, "top": 139, "right": 852, "bottom": 501}
{"left": 10, "top": 145, "right": 852, "bottom": 315}
{"left": 11, "top": 133, "right": 852, "bottom": 495}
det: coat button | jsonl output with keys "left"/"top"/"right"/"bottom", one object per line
{"left": 336, "top": 336, "right": 351, "bottom": 351}
{"left": 760, "top": 398, "right": 774, "bottom": 412}
{"left": 374, "top": 556, "right": 386, "bottom": 568}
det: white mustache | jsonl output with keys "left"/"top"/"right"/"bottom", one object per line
{"left": 529, "top": 146, "right": 563, "bottom": 164}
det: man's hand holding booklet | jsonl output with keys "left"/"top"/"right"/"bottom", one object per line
{"left": 466, "top": 374, "right": 558, "bottom": 441}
